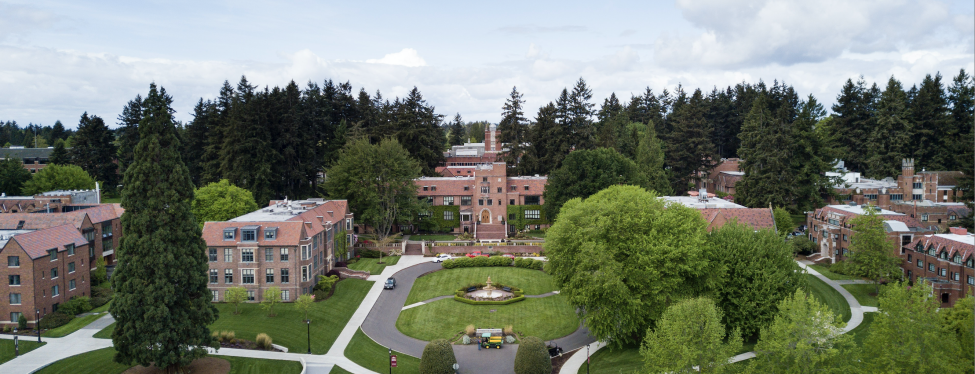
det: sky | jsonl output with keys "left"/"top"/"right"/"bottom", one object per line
{"left": 1, "top": 0, "right": 973, "bottom": 128}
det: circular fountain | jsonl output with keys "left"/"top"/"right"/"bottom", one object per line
{"left": 463, "top": 276, "right": 514, "bottom": 301}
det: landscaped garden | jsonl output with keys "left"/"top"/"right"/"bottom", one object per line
{"left": 806, "top": 274, "right": 852, "bottom": 322}
{"left": 0, "top": 339, "right": 45, "bottom": 365}
{"left": 396, "top": 294, "right": 579, "bottom": 342}
{"left": 42, "top": 301, "right": 112, "bottom": 338}
{"left": 345, "top": 328, "right": 421, "bottom": 373}
{"left": 33, "top": 347, "right": 302, "bottom": 374}
{"left": 347, "top": 255, "right": 401, "bottom": 275}
{"left": 207, "top": 278, "right": 373, "bottom": 354}
{"left": 841, "top": 284, "right": 881, "bottom": 307}
{"left": 405, "top": 267, "right": 557, "bottom": 305}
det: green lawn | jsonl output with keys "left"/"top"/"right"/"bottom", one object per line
{"left": 578, "top": 345, "right": 642, "bottom": 374}
{"left": 348, "top": 256, "right": 401, "bottom": 275}
{"left": 397, "top": 295, "right": 579, "bottom": 341}
{"left": 806, "top": 275, "right": 852, "bottom": 322}
{"left": 790, "top": 214, "right": 806, "bottom": 229}
{"left": 850, "top": 312, "right": 876, "bottom": 346}
{"left": 209, "top": 278, "right": 373, "bottom": 354}
{"left": 410, "top": 234, "right": 457, "bottom": 241}
{"left": 526, "top": 230, "right": 546, "bottom": 239}
{"left": 406, "top": 267, "right": 556, "bottom": 305}
{"left": 33, "top": 347, "right": 301, "bottom": 374}
{"left": 101, "top": 197, "right": 122, "bottom": 204}
{"left": 0, "top": 339, "right": 45, "bottom": 365}
{"left": 345, "top": 328, "right": 421, "bottom": 373}
{"left": 94, "top": 322, "right": 114, "bottom": 339}
{"left": 841, "top": 284, "right": 881, "bottom": 307}
{"left": 330, "top": 366, "right": 354, "bottom": 374}
{"left": 43, "top": 313, "right": 108, "bottom": 338}
{"left": 807, "top": 264, "right": 861, "bottom": 281}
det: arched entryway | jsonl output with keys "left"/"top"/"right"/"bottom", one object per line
{"left": 479, "top": 209, "right": 492, "bottom": 224}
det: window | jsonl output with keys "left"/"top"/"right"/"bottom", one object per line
{"left": 209, "top": 248, "right": 217, "bottom": 262}
{"left": 940, "top": 268, "right": 947, "bottom": 277}
{"left": 89, "top": 245, "right": 94, "bottom": 258}
{"left": 950, "top": 215, "right": 957, "bottom": 220}
{"left": 7, "top": 256, "right": 19, "bottom": 267}
{"left": 913, "top": 182, "right": 922, "bottom": 189}
{"left": 510, "top": 185, "right": 516, "bottom": 191}
{"left": 444, "top": 211, "right": 455, "bottom": 221}
{"left": 52, "top": 285, "right": 59, "bottom": 297}
{"left": 224, "top": 248, "right": 233, "bottom": 262}
{"left": 969, "top": 276, "right": 974, "bottom": 285}
{"left": 66, "top": 244, "right": 75, "bottom": 256}
{"left": 497, "top": 187, "right": 502, "bottom": 193}
{"left": 51, "top": 268, "right": 58, "bottom": 279}
{"left": 478, "top": 199, "right": 484, "bottom": 206}
{"left": 928, "top": 263, "right": 935, "bottom": 272}
{"left": 426, "top": 196, "right": 434, "bottom": 204}
{"left": 8, "top": 275, "right": 20, "bottom": 285}
{"left": 282, "top": 290, "right": 290, "bottom": 301}
{"left": 281, "top": 269, "right": 290, "bottom": 283}
{"left": 302, "top": 266, "right": 309, "bottom": 282}
{"left": 921, "top": 213, "right": 928, "bottom": 222}
{"left": 917, "top": 260, "right": 923, "bottom": 268}
{"left": 69, "top": 279, "right": 76, "bottom": 290}
{"left": 49, "top": 249, "right": 57, "bottom": 262}
{"left": 954, "top": 272, "right": 960, "bottom": 281}
{"left": 209, "top": 269, "right": 218, "bottom": 283}
{"left": 842, "top": 235, "right": 847, "bottom": 241}
{"left": 242, "top": 269, "right": 255, "bottom": 284}
{"left": 864, "top": 194, "right": 877, "bottom": 200}
{"left": 431, "top": 186, "right": 437, "bottom": 191}
{"left": 224, "top": 269, "right": 233, "bottom": 283}
{"left": 423, "top": 186, "right": 429, "bottom": 191}
{"left": 280, "top": 248, "right": 289, "bottom": 261}
{"left": 265, "top": 248, "right": 274, "bottom": 262}
{"left": 212, "top": 290, "right": 219, "bottom": 302}
{"left": 890, "top": 194, "right": 903, "bottom": 201}
{"left": 9, "top": 293, "right": 21, "bottom": 305}
{"left": 481, "top": 186, "right": 489, "bottom": 194}
{"left": 265, "top": 229, "right": 277, "bottom": 240}
{"left": 241, "top": 248, "right": 254, "bottom": 262}
{"left": 524, "top": 196, "right": 540, "bottom": 205}
{"left": 509, "top": 199, "right": 515, "bottom": 205}
{"left": 913, "top": 194, "right": 922, "bottom": 200}
{"left": 223, "top": 229, "right": 235, "bottom": 240}
{"left": 461, "top": 214, "right": 471, "bottom": 222}
{"left": 247, "top": 290, "right": 255, "bottom": 301}
{"left": 242, "top": 229, "right": 257, "bottom": 242}
{"left": 11, "top": 312, "right": 22, "bottom": 323}
{"left": 266, "top": 269, "right": 274, "bottom": 283}
{"left": 443, "top": 196, "right": 454, "bottom": 205}
{"left": 464, "top": 186, "right": 470, "bottom": 191}
{"left": 461, "top": 196, "right": 472, "bottom": 206}
{"left": 68, "top": 262, "right": 75, "bottom": 273}
{"left": 954, "top": 255, "right": 962, "bottom": 264}
{"left": 301, "top": 245, "right": 310, "bottom": 261}
{"left": 487, "top": 199, "right": 493, "bottom": 206}
{"left": 482, "top": 177, "right": 487, "bottom": 182}
{"left": 525, "top": 210, "right": 541, "bottom": 220}
{"left": 908, "top": 254, "right": 912, "bottom": 262}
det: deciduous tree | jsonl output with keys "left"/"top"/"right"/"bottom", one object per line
{"left": 294, "top": 294, "right": 313, "bottom": 321}
{"left": 640, "top": 297, "right": 742, "bottom": 374}
{"left": 261, "top": 287, "right": 282, "bottom": 317}
{"left": 542, "top": 148, "right": 648, "bottom": 221}
{"left": 634, "top": 124, "right": 672, "bottom": 195}
{"left": 846, "top": 208, "right": 902, "bottom": 293}
{"left": 0, "top": 156, "right": 31, "bottom": 195}
{"left": 225, "top": 287, "right": 248, "bottom": 315}
{"left": 21, "top": 164, "right": 95, "bottom": 195}
{"left": 191, "top": 179, "right": 259, "bottom": 228}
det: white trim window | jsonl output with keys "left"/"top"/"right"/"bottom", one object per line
{"left": 282, "top": 290, "right": 290, "bottom": 301}
{"left": 242, "top": 269, "right": 255, "bottom": 284}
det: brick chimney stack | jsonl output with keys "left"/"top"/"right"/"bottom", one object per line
{"left": 902, "top": 158, "right": 915, "bottom": 178}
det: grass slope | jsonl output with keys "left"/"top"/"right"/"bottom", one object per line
{"left": 33, "top": 347, "right": 301, "bottom": 374}
{"left": 850, "top": 312, "right": 876, "bottom": 346}
{"left": 406, "top": 267, "right": 556, "bottom": 305}
{"left": 0, "top": 340, "right": 45, "bottom": 365}
{"left": 348, "top": 256, "right": 401, "bottom": 275}
{"left": 209, "top": 278, "right": 373, "bottom": 354}
{"left": 577, "top": 345, "right": 642, "bottom": 374}
{"left": 397, "top": 295, "right": 579, "bottom": 341}
{"left": 43, "top": 301, "right": 113, "bottom": 338}
{"left": 806, "top": 275, "right": 852, "bottom": 322}
{"left": 94, "top": 322, "right": 114, "bottom": 339}
{"left": 345, "top": 328, "right": 421, "bottom": 373}
{"left": 808, "top": 264, "right": 861, "bottom": 281}
{"left": 841, "top": 284, "right": 880, "bottom": 307}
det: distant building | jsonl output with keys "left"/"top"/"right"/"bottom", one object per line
{"left": 806, "top": 204, "right": 934, "bottom": 264}
{"left": 0, "top": 147, "right": 55, "bottom": 174}
{"left": 663, "top": 189, "right": 776, "bottom": 232}
{"left": 702, "top": 158, "right": 743, "bottom": 196}
{"left": 900, "top": 227, "right": 974, "bottom": 308}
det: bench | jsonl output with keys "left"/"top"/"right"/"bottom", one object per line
{"left": 502, "top": 286, "right": 512, "bottom": 292}
{"left": 467, "top": 287, "right": 477, "bottom": 292}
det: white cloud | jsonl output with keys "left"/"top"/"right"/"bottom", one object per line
{"left": 366, "top": 48, "right": 426, "bottom": 67}
{"left": 0, "top": 3, "right": 58, "bottom": 42}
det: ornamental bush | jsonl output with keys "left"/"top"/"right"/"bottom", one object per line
{"left": 420, "top": 339, "right": 457, "bottom": 374}
{"left": 59, "top": 296, "right": 93, "bottom": 316}
{"left": 441, "top": 256, "right": 513, "bottom": 269}
{"left": 39, "top": 312, "right": 73, "bottom": 330}
{"left": 514, "top": 336, "right": 551, "bottom": 374}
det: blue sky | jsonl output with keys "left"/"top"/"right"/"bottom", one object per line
{"left": 1, "top": 0, "right": 972, "bottom": 128}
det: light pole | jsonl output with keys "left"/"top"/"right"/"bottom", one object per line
{"left": 388, "top": 348, "right": 392, "bottom": 374}
{"left": 586, "top": 344, "right": 590, "bottom": 374}
{"left": 452, "top": 363, "right": 459, "bottom": 374}
{"left": 35, "top": 310, "right": 40, "bottom": 343}
{"left": 306, "top": 319, "right": 311, "bottom": 354}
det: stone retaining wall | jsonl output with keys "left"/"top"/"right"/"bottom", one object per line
{"left": 335, "top": 267, "right": 370, "bottom": 280}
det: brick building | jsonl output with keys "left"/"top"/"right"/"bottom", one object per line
{"left": 702, "top": 158, "right": 743, "bottom": 196}
{"left": 899, "top": 227, "right": 975, "bottom": 307}
{"left": 663, "top": 192, "right": 776, "bottom": 232}
{"left": 806, "top": 204, "right": 935, "bottom": 264}
{"left": 0, "top": 204, "right": 122, "bottom": 266}
{"left": 0, "top": 147, "right": 54, "bottom": 174}
{"left": 0, "top": 224, "right": 92, "bottom": 327}
{"left": 201, "top": 199, "right": 353, "bottom": 303}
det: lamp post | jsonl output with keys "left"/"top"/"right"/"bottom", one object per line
{"left": 306, "top": 319, "right": 311, "bottom": 354}
{"left": 35, "top": 310, "right": 40, "bottom": 343}
{"left": 388, "top": 348, "right": 392, "bottom": 374}
{"left": 452, "top": 363, "right": 459, "bottom": 374}
{"left": 586, "top": 344, "right": 590, "bottom": 374}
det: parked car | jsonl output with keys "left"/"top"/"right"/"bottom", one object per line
{"left": 384, "top": 278, "right": 396, "bottom": 289}
{"left": 466, "top": 251, "right": 489, "bottom": 258}
{"left": 502, "top": 254, "right": 515, "bottom": 259}
{"left": 433, "top": 254, "right": 453, "bottom": 263}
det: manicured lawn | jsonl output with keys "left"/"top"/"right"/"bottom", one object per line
{"left": 406, "top": 267, "right": 556, "bottom": 305}
{"left": 850, "top": 312, "right": 876, "bottom": 346}
{"left": 841, "top": 284, "right": 881, "bottom": 307}
{"left": 348, "top": 256, "right": 401, "bottom": 275}
{"left": 410, "top": 234, "right": 457, "bottom": 241}
{"left": 43, "top": 312, "right": 108, "bottom": 337}
{"left": 807, "top": 264, "right": 861, "bottom": 281}
{"left": 209, "top": 278, "right": 373, "bottom": 354}
{"left": 397, "top": 295, "right": 579, "bottom": 341}
{"left": 33, "top": 347, "right": 301, "bottom": 374}
{"left": 94, "top": 322, "right": 114, "bottom": 339}
{"left": 790, "top": 214, "right": 806, "bottom": 229}
{"left": 0, "top": 339, "right": 45, "bottom": 365}
{"left": 578, "top": 345, "right": 642, "bottom": 374}
{"left": 330, "top": 366, "right": 354, "bottom": 374}
{"left": 806, "top": 275, "right": 852, "bottom": 323}
{"left": 526, "top": 230, "right": 546, "bottom": 239}
{"left": 345, "top": 328, "right": 421, "bottom": 373}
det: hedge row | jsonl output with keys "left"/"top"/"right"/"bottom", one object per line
{"left": 453, "top": 295, "right": 526, "bottom": 305}
{"left": 513, "top": 258, "right": 544, "bottom": 270}
{"left": 441, "top": 256, "right": 512, "bottom": 268}
{"left": 514, "top": 336, "right": 552, "bottom": 374}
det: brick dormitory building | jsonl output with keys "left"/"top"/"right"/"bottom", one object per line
{"left": 201, "top": 199, "right": 353, "bottom": 304}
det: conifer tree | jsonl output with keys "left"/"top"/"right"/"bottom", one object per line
{"left": 909, "top": 73, "right": 950, "bottom": 170}
{"left": 568, "top": 78, "right": 596, "bottom": 150}
{"left": 664, "top": 89, "right": 717, "bottom": 194}
{"left": 831, "top": 77, "right": 876, "bottom": 172}
{"left": 498, "top": 87, "right": 529, "bottom": 174}
{"left": 116, "top": 95, "right": 143, "bottom": 176}
{"left": 183, "top": 98, "right": 214, "bottom": 187}
{"left": 70, "top": 112, "right": 119, "bottom": 193}
{"left": 527, "top": 102, "right": 564, "bottom": 175}
{"left": 219, "top": 77, "right": 277, "bottom": 205}
{"left": 49, "top": 139, "right": 69, "bottom": 165}
{"left": 737, "top": 94, "right": 794, "bottom": 208}
{"left": 864, "top": 77, "right": 912, "bottom": 179}
{"left": 110, "top": 83, "right": 217, "bottom": 372}
{"left": 446, "top": 113, "right": 466, "bottom": 146}
{"left": 948, "top": 69, "right": 974, "bottom": 172}
{"left": 392, "top": 87, "right": 445, "bottom": 176}
{"left": 635, "top": 124, "right": 672, "bottom": 195}
{"left": 791, "top": 95, "right": 835, "bottom": 212}
{"left": 47, "top": 120, "right": 66, "bottom": 145}
{"left": 0, "top": 156, "right": 31, "bottom": 195}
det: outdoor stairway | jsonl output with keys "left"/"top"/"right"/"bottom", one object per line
{"left": 476, "top": 223, "right": 507, "bottom": 241}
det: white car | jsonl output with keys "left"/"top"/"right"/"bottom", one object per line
{"left": 432, "top": 254, "right": 453, "bottom": 263}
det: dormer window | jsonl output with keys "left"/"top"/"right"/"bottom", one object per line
{"left": 241, "top": 226, "right": 259, "bottom": 242}
{"left": 265, "top": 228, "right": 277, "bottom": 240}
{"left": 49, "top": 249, "right": 57, "bottom": 262}
{"left": 223, "top": 228, "right": 236, "bottom": 240}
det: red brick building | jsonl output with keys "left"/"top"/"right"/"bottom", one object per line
{"left": 807, "top": 204, "right": 935, "bottom": 264}
{"left": 663, "top": 193, "right": 776, "bottom": 232}
{"left": 900, "top": 227, "right": 975, "bottom": 307}
{"left": 1, "top": 224, "right": 92, "bottom": 327}
{"left": 201, "top": 199, "right": 353, "bottom": 303}
{"left": 0, "top": 147, "right": 54, "bottom": 174}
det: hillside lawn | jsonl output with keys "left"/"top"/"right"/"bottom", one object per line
{"left": 347, "top": 256, "right": 401, "bottom": 275}
{"left": 345, "top": 328, "right": 421, "bottom": 372}
{"left": 33, "top": 347, "right": 301, "bottom": 374}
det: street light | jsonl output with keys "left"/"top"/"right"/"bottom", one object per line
{"left": 388, "top": 348, "right": 392, "bottom": 374}
{"left": 35, "top": 310, "right": 40, "bottom": 343}
{"left": 452, "top": 363, "right": 459, "bottom": 374}
{"left": 586, "top": 344, "right": 590, "bottom": 374}
{"left": 306, "top": 319, "right": 311, "bottom": 354}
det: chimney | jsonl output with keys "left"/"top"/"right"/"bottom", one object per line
{"left": 949, "top": 227, "right": 969, "bottom": 235}
{"left": 902, "top": 158, "right": 914, "bottom": 178}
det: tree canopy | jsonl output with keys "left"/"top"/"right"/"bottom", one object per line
{"left": 640, "top": 297, "right": 742, "bottom": 374}
{"left": 70, "top": 112, "right": 119, "bottom": 193}
{"left": 21, "top": 164, "right": 95, "bottom": 195}
{"left": 191, "top": 179, "right": 260, "bottom": 228}
{"left": 541, "top": 147, "right": 648, "bottom": 221}
{"left": 846, "top": 208, "right": 902, "bottom": 292}
{"left": 0, "top": 156, "right": 31, "bottom": 196}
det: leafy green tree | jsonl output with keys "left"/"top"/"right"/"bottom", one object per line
{"left": 708, "top": 223, "right": 804, "bottom": 339}
{"left": 110, "top": 83, "right": 218, "bottom": 372}
{"left": 513, "top": 336, "right": 551, "bottom": 374}
{"left": 635, "top": 124, "right": 672, "bottom": 195}
{"left": 70, "top": 112, "right": 119, "bottom": 193}
{"left": 225, "top": 287, "right": 248, "bottom": 315}
{"left": 746, "top": 289, "right": 856, "bottom": 374}
{"left": 846, "top": 208, "right": 902, "bottom": 293}
{"left": 542, "top": 148, "right": 648, "bottom": 221}
{"left": 446, "top": 113, "right": 466, "bottom": 146}
{"left": 191, "top": 179, "right": 259, "bottom": 228}
{"left": 323, "top": 137, "right": 421, "bottom": 241}
{"left": 640, "top": 297, "right": 742, "bottom": 374}
{"left": 49, "top": 139, "right": 70, "bottom": 165}
{"left": 498, "top": 86, "right": 529, "bottom": 175}
{"left": 942, "top": 296, "right": 974, "bottom": 370}
{"left": 21, "top": 164, "right": 95, "bottom": 195}
{"left": 419, "top": 339, "right": 457, "bottom": 374}
{"left": 294, "top": 294, "right": 313, "bottom": 321}
{"left": 773, "top": 207, "right": 795, "bottom": 236}
{"left": 261, "top": 287, "right": 282, "bottom": 317}
{"left": 862, "top": 281, "right": 966, "bottom": 373}
{"left": 91, "top": 256, "right": 107, "bottom": 285}
{"left": 546, "top": 185, "right": 713, "bottom": 347}
{"left": 0, "top": 156, "right": 31, "bottom": 195}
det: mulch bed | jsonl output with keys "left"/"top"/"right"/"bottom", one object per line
{"left": 218, "top": 338, "right": 283, "bottom": 352}
{"left": 123, "top": 357, "right": 230, "bottom": 374}
{"left": 550, "top": 349, "right": 576, "bottom": 374}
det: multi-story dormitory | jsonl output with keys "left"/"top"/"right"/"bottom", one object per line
{"left": 900, "top": 227, "right": 975, "bottom": 308}
{"left": 202, "top": 199, "right": 354, "bottom": 303}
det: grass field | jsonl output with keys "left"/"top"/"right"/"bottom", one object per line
{"left": 410, "top": 234, "right": 457, "bottom": 241}
{"left": 850, "top": 312, "right": 876, "bottom": 346}
{"left": 578, "top": 345, "right": 642, "bottom": 374}
{"left": 0, "top": 339, "right": 45, "bottom": 365}
{"left": 94, "top": 322, "right": 114, "bottom": 339}
{"left": 33, "top": 347, "right": 301, "bottom": 374}
{"left": 808, "top": 264, "right": 861, "bottom": 281}
{"left": 841, "top": 284, "right": 881, "bottom": 307}
{"left": 397, "top": 295, "right": 579, "bottom": 341}
{"left": 345, "top": 328, "right": 421, "bottom": 373}
{"left": 806, "top": 275, "right": 852, "bottom": 322}
{"left": 43, "top": 301, "right": 112, "bottom": 338}
{"left": 405, "top": 267, "right": 556, "bottom": 305}
{"left": 348, "top": 256, "right": 401, "bottom": 275}
{"left": 790, "top": 214, "right": 806, "bottom": 229}
{"left": 101, "top": 197, "right": 122, "bottom": 204}
{"left": 330, "top": 366, "right": 354, "bottom": 374}
{"left": 526, "top": 230, "right": 546, "bottom": 239}
{"left": 209, "top": 278, "right": 373, "bottom": 354}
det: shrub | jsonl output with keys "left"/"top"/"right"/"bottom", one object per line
{"left": 462, "top": 335, "right": 471, "bottom": 345}
{"left": 18, "top": 314, "right": 27, "bottom": 330}
{"left": 315, "top": 275, "right": 340, "bottom": 292}
{"left": 829, "top": 260, "right": 851, "bottom": 275}
{"left": 39, "top": 312, "right": 73, "bottom": 330}
{"left": 465, "top": 324, "right": 476, "bottom": 337}
{"left": 2, "top": 326, "right": 10, "bottom": 333}
{"left": 219, "top": 330, "right": 236, "bottom": 343}
{"left": 420, "top": 339, "right": 457, "bottom": 374}
{"left": 514, "top": 336, "right": 552, "bottom": 374}
{"left": 256, "top": 333, "right": 273, "bottom": 350}
{"left": 504, "top": 325, "right": 514, "bottom": 336}
{"left": 59, "top": 296, "right": 93, "bottom": 316}
{"left": 357, "top": 249, "right": 382, "bottom": 258}
{"left": 790, "top": 236, "right": 817, "bottom": 255}
{"left": 514, "top": 258, "right": 545, "bottom": 270}
{"left": 90, "top": 296, "right": 110, "bottom": 309}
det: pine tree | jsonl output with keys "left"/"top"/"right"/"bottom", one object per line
{"left": 568, "top": 78, "right": 596, "bottom": 150}
{"left": 830, "top": 77, "right": 876, "bottom": 172}
{"left": 498, "top": 87, "right": 529, "bottom": 174}
{"left": 110, "top": 83, "right": 217, "bottom": 372}
{"left": 527, "top": 102, "right": 564, "bottom": 175}
{"left": 664, "top": 89, "right": 717, "bottom": 194}
{"left": 791, "top": 95, "right": 835, "bottom": 212}
{"left": 271, "top": 81, "right": 315, "bottom": 200}
{"left": 116, "top": 95, "right": 143, "bottom": 176}
{"left": 446, "top": 113, "right": 466, "bottom": 147}
{"left": 183, "top": 99, "right": 214, "bottom": 187}
{"left": 392, "top": 87, "right": 445, "bottom": 176}
{"left": 47, "top": 120, "right": 66, "bottom": 145}
{"left": 219, "top": 77, "right": 277, "bottom": 204}
{"left": 635, "top": 125, "right": 672, "bottom": 195}
{"left": 948, "top": 69, "right": 974, "bottom": 172}
{"left": 70, "top": 112, "right": 119, "bottom": 193}
{"left": 0, "top": 157, "right": 31, "bottom": 195}
{"left": 909, "top": 73, "right": 950, "bottom": 170}
{"left": 736, "top": 94, "right": 794, "bottom": 208}
{"left": 201, "top": 81, "right": 233, "bottom": 184}
{"left": 49, "top": 139, "right": 69, "bottom": 165}
{"left": 864, "top": 76, "right": 912, "bottom": 179}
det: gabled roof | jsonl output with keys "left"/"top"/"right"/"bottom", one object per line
{"left": 699, "top": 208, "right": 775, "bottom": 231}
{"left": 909, "top": 234, "right": 975, "bottom": 260}
{"left": 73, "top": 204, "right": 121, "bottom": 224}
{"left": 202, "top": 221, "right": 306, "bottom": 246}
{"left": 9, "top": 224, "right": 88, "bottom": 259}
{"left": 0, "top": 212, "right": 90, "bottom": 230}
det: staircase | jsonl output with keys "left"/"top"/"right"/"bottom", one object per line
{"left": 476, "top": 223, "right": 507, "bottom": 241}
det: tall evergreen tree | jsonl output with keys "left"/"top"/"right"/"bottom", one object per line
{"left": 47, "top": 120, "right": 66, "bottom": 145}
{"left": 635, "top": 124, "right": 672, "bottom": 195}
{"left": 830, "top": 77, "right": 876, "bottom": 172}
{"left": 110, "top": 83, "right": 217, "bottom": 372}
{"left": 736, "top": 94, "right": 794, "bottom": 208}
{"left": 219, "top": 77, "right": 277, "bottom": 204}
{"left": 183, "top": 99, "right": 214, "bottom": 187}
{"left": 498, "top": 87, "right": 529, "bottom": 174}
{"left": 527, "top": 102, "right": 565, "bottom": 175}
{"left": 392, "top": 87, "right": 445, "bottom": 176}
{"left": 446, "top": 113, "right": 466, "bottom": 146}
{"left": 71, "top": 112, "right": 119, "bottom": 193}
{"left": 864, "top": 76, "right": 912, "bottom": 179}
{"left": 271, "top": 81, "right": 315, "bottom": 200}
{"left": 792, "top": 95, "right": 836, "bottom": 212}
{"left": 201, "top": 81, "right": 234, "bottom": 184}
{"left": 0, "top": 156, "right": 31, "bottom": 195}
{"left": 116, "top": 95, "right": 143, "bottom": 176}
{"left": 947, "top": 69, "right": 974, "bottom": 172}
{"left": 909, "top": 73, "right": 950, "bottom": 170}
{"left": 664, "top": 89, "right": 717, "bottom": 194}
{"left": 49, "top": 139, "right": 69, "bottom": 165}
{"left": 567, "top": 78, "right": 596, "bottom": 150}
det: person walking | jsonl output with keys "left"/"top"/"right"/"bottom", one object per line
{"left": 477, "top": 337, "right": 481, "bottom": 350}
